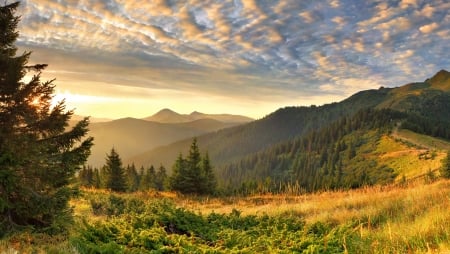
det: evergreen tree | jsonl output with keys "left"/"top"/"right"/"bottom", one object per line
{"left": 169, "top": 139, "right": 216, "bottom": 195}
{"left": 155, "top": 165, "right": 167, "bottom": 191}
{"left": 201, "top": 152, "right": 217, "bottom": 194}
{"left": 441, "top": 151, "right": 450, "bottom": 179}
{"left": 126, "top": 164, "right": 139, "bottom": 192}
{"left": 79, "top": 165, "right": 94, "bottom": 187}
{"left": 0, "top": 2, "right": 93, "bottom": 234}
{"left": 139, "top": 165, "right": 155, "bottom": 191}
{"left": 184, "top": 138, "right": 202, "bottom": 193}
{"left": 169, "top": 154, "right": 186, "bottom": 193}
{"left": 92, "top": 168, "right": 101, "bottom": 189}
{"left": 104, "top": 148, "right": 127, "bottom": 192}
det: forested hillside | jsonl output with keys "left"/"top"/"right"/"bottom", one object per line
{"left": 127, "top": 70, "right": 450, "bottom": 175}
{"left": 127, "top": 87, "right": 392, "bottom": 167}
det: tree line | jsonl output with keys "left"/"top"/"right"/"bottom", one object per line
{"left": 78, "top": 139, "right": 217, "bottom": 195}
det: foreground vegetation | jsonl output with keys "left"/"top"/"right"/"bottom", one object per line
{"left": 1, "top": 179, "right": 449, "bottom": 253}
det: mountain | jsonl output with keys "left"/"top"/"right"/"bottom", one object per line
{"left": 126, "top": 70, "right": 450, "bottom": 185}
{"left": 87, "top": 117, "right": 240, "bottom": 167}
{"left": 126, "top": 87, "right": 392, "bottom": 168}
{"left": 143, "top": 108, "right": 254, "bottom": 123}
{"left": 143, "top": 108, "right": 185, "bottom": 123}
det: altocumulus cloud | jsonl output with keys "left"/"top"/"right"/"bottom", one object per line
{"left": 13, "top": 0, "right": 450, "bottom": 118}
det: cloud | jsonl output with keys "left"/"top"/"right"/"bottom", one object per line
{"left": 400, "top": 0, "right": 418, "bottom": 9}
{"left": 419, "top": 22, "right": 439, "bottom": 33}
{"left": 15, "top": 0, "right": 450, "bottom": 118}
{"left": 418, "top": 4, "right": 435, "bottom": 18}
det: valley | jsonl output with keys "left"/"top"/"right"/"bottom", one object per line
{"left": 86, "top": 110, "right": 253, "bottom": 166}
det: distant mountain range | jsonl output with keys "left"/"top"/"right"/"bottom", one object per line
{"left": 143, "top": 108, "right": 254, "bottom": 123}
{"left": 83, "top": 111, "right": 253, "bottom": 166}
{"left": 125, "top": 70, "right": 450, "bottom": 190}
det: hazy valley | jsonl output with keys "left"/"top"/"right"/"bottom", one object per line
{"left": 85, "top": 109, "right": 253, "bottom": 166}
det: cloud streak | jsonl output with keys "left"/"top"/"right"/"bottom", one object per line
{"left": 14, "top": 0, "right": 450, "bottom": 118}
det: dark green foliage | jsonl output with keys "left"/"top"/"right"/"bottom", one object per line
{"left": 219, "top": 108, "right": 404, "bottom": 194}
{"left": 441, "top": 151, "right": 450, "bottom": 179}
{"left": 201, "top": 152, "right": 216, "bottom": 194}
{"left": 78, "top": 165, "right": 95, "bottom": 188}
{"left": 73, "top": 199, "right": 356, "bottom": 253}
{"left": 139, "top": 165, "right": 155, "bottom": 190}
{"left": 125, "top": 164, "right": 139, "bottom": 192}
{"left": 89, "top": 194, "right": 145, "bottom": 216}
{"left": 155, "top": 165, "right": 167, "bottom": 191}
{"left": 0, "top": 2, "right": 93, "bottom": 235}
{"left": 169, "top": 139, "right": 217, "bottom": 195}
{"left": 104, "top": 148, "right": 127, "bottom": 192}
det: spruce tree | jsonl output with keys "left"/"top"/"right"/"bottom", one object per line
{"left": 155, "top": 165, "right": 167, "bottom": 191}
{"left": 79, "top": 165, "right": 94, "bottom": 187}
{"left": 201, "top": 152, "right": 216, "bottom": 194}
{"left": 169, "top": 154, "right": 186, "bottom": 192}
{"left": 185, "top": 138, "right": 202, "bottom": 193}
{"left": 169, "top": 139, "right": 216, "bottom": 195}
{"left": 139, "top": 165, "right": 155, "bottom": 191}
{"left": 92, "top": 168, "right": 101, "bottom": 189}
{"left": 126, "top": 164, "right": 139, "bottom": 192}
{"left": 104, "top": 148, "right": 127, "bottom": 192}
{"left": 0, "top": 2, "right": 93, "bottom": 234}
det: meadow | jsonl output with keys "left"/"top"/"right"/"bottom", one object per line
{"left": 1, "top": 178, "right": 449, "bottom": 253}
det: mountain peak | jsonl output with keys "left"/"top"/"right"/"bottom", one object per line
{"left": 426, "top": 69, "right": 450, "bottom": 91}
{"left": 157, "top": 108, "right": 178, "bottom": 114}
{"left": 143, "top": 109, "right": 253, "bottom": 124}
{"left": 190, "top": 111, "right": 204, "bottom": 116}
{"left": 142, "top": 109, "right": 184, "bottom": 123}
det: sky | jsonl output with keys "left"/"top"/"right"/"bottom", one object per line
{"left": 14, "top": 0, "right": 450, "bottom": 119}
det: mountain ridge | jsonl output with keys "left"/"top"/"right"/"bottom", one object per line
{"left": 143, "top": 108, "right": 254, "bottom": 123}
{"left": 125, "top": 70, "right": 450, "bottom": 175}
{"left": 87, "top": 117, "right": 242, "bottom": 167}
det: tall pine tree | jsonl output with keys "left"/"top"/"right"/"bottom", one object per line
{"left": 104, "top": 148, "right": 127, "bottom": 192}
{"left": 201, "top": 152, "right": 216, "bottom": 194}
{"left": 169, "top": 139, "right": 216, "bottom": 195}
{"left": 0, "top": 2, "right": 93, "bottom": 234}
{"left": 155, "top": 165, "right": 167, "bottom": 191}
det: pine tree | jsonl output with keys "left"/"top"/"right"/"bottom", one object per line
{"left": 201, "top": 152, "right": 217, "bottom": 194}
{"left": 92, "top": 168, "right": 101, "bottom": 189}
{"left": 169, "top": 154, "right": 186, "bottom": 192}
{"left": 155, "top": 165, "right": 167, "bottom": 191}
{"left": 441, "top": 151, "right": 450, "bottom": 179}
{"left": 126, "top": 164, "right": 139, "bottom": 192}
{"left": 169, "top": 139, "right": 216, "bottom": 195}
{"left": 104, "top": 148, "right": 127, "bottom": 192}
{"left": 79, "top": 165, "right": 94, "bottom": 187}
{"left": 0, "top": 2, "right": 93, "bottom": 234}
{"left": 139, "top": 165, "right": 156, "bottom": 191}
{"left": 184, "top": 138, "right": 202, "bottom": 193}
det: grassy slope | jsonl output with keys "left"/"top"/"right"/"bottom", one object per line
{"left": 373, "top": 134, "right": 447, "bottom": 180}
{"left": 1, "top": 180, "right": 449, "bottom": 253}
{"left": 184, "top": 180, "right": 450, "bottom": 253}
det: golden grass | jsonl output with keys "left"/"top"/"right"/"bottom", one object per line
{"left": 179, "top": 179, "right": 450, "bottom": 253}
{"left": 374, "top": 135, "right": 446, "bottom": 180}
{"left": 2, "top": 180, "right": 449, "bottom": 253}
